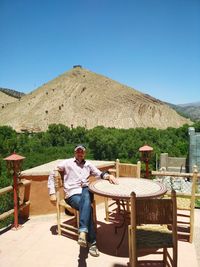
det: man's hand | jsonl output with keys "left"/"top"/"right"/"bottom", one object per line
{"left": 107, "top": 174, "right": 118, "bottom": 184}
{"left": 49, "top": 193, "right": 57, "bottom": 205}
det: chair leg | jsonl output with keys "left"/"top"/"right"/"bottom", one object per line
{"left": 105, "top": 197, "right": 109, "bottom": 221}
{"left": 56, "top": 203, "right": 61, "bottom": 235}
{"left": 75, "top": 210, "right": 79, "bottom": 229}
{"left": 128, "top": 226, "right": 132, "bottom": 267}
{"left": 189, "top": 209, "right": 194, "bottom": 243}
{"left": 173, "top": 240, "right": 178, "bottom": 267}
{"left": 128, "top": 226, "right": 136, "bottom": 267}
{"left": 92, "top": 200, "right": 97, "bottom": 232}
{"left": 163, "top": 247, "right": 167, "bottom": 266}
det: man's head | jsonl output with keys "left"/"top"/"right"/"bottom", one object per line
{"left": 74, "top": 144, "right": 86, "bottom": 162}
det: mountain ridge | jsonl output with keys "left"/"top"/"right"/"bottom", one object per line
{"left": 0, "top": 87, "right": 25, "bottom": 99}
{"left": 168, "top": 102, "right": 200, "bottom": 121}
{"left": 178, "top": 101, "right": 200, "bottom": 107}
{"left": 0, "top": 67, "right": 192, "bottom": 132}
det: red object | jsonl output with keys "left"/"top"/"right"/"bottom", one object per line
{"left": 4, "top": 152, "right": 25, "bottom": 162}
{"left": 139, "top": 145, "right": 153, "bottom": 178}
{"left": 139, "top": 145, "right": 153, "bottom": 152}
{"left": 4, "top": 152, "right": 25, "bottom": 229}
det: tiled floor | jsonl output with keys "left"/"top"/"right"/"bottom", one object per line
{"left": 0, "top": 203, "right": 199, "bottom": 267}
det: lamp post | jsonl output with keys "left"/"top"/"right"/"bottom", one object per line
{"left": 4, "top": 152, "right": 25, "bottom": 229}
{"left": 139, "top": 145, "right": 153, "bottom": 178}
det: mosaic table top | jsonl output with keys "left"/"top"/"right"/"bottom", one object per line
{"left": 89, "top": 177, "right": 167, "bottom": 199}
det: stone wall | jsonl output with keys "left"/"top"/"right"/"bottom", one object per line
{"left": 160, "top": 153, "right": 187, "bottom": 172}
{"left": 189, "top": 127, "right": 200, "bottom": 172}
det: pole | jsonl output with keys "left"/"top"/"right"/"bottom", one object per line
{"left": 13, "top": 169, "right": 19, "bottom": 229}
{"left": 3, "top": 153, "right": 25, "bottom": 230}
{"left": 145, "top": 159, "right": 149, "bottom": 178}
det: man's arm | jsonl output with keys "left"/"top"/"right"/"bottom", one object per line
{"left": 101, "top": 172, "right": 118, "bottom": 184}
{"left": 89, "top": 163, "right": 118, "bottom": 184}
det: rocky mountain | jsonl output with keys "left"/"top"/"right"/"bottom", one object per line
{"left": 0, "top": 90, "right": 18, "bottom": 106}
{"left": 0, "top": 66, "right": 192, "bottom": 132}
{"left": 0, "top": 87, "right": 25, "bottom": 99}
{"left": 0, "top": 87, "right": 26, "bottom": 110}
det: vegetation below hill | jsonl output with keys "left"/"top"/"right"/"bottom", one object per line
{"left": 1, "top": 122, "right": 200, "bottom": 228}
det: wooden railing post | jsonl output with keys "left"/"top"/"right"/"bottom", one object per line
{"left": 190, "top": 165, "right": 198, "bottom": 242}
{"left": 116, "top": 159, "right": 120, "bottom": 178}
{"left": 0, "top": 179, "right": 31, "bottom": 224}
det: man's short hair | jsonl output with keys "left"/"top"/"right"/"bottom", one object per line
{"left": 74, "top": 144, "right": 86, "bottom": 152}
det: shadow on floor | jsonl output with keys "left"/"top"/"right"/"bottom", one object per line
{"left": 77, "top": 246, "right": 89, "bottom": 267}
{"left": 50, "top": 223, "right": 78, "bottom": 242}
{"left": 49, "top": 215, "right": 192, "bottom": 267}
{"left": 97, "top": 220, "right": 129, "bottom": 257}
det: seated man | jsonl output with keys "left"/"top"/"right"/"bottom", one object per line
{"left": 48, "top": 144, "right": 117, "bottom": 257}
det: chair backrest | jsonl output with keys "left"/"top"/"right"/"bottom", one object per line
{"left": 129, "top": 190, "right": 177, "bottom": 267}
{"left": 130, "top": 190, "right": 177, "bottom": 228}
{"left": 54, "top": 170, "right": 62, "bottom": 190}
{"left": 116, "top": 159, "right": 141, "bottom": 178}
{"left": 53, "top": 170, "right": 65, "bottom": 200}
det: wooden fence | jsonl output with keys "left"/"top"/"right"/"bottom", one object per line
{"left": 0, "top": 179, "right": 31, "bottom": 221}
{"left": 152, "top": 167, "right": 200, "bottom": 200}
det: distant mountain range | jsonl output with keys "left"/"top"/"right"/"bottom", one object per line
{"left": 0, "top": 67, "right": 193, "bottom": 132}
{"left": 167, "top": 102, "right": 200, "bottom": 121}
{"left": 179, "top": 102, "right": 200, "bottom": 107}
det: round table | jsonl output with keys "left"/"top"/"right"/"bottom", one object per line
{"left": 89, "top": 177, "right": 167, "bottom": 199}
{"left": 89, "top": 177, "right": 167, "bottom": 254}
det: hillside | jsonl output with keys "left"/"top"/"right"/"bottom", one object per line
{"left": 0, "top": 91, "right": 19, "bottom": 106}
{"left": 0, "top": 67, "right": 192, "bottom": 132}
{"left": 0, "top": 87, "right": 25, "bottom": 99}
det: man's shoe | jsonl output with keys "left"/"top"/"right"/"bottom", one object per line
{"left": 89, "top": 244, "right": 100, "bottom": 257}
{"left": 77, "top": 232, "right": 87, "bottom": 248}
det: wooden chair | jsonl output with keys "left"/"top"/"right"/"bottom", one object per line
{"left": 53, "top": 170, "right": 97, "bottom": 237}
{"left": 128, "top": 190, "right": 177, "bottom": 267}
{"left": 152, "top": 165, "right": 199, "bottom": 243}
{"left": 108, "top": 159, "right": 141, "bottom": 178}
{"left": 172, "top": 166, "right": 198, "bottom": 243}
{"left": 105, "top": 160, "right": 141, "bottom": 221}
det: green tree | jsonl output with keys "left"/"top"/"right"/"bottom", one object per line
{"left": 0, "top": 126, "right": 17, "bottom": 156}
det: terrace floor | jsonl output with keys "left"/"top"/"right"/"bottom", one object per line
{"left": 0, "top": 202, "right": 200, "bottom": 267}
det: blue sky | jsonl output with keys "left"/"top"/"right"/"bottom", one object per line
{"left": 0, "top": 0, "right": 199, "bottom": 104}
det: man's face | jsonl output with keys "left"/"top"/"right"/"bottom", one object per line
{"left": 75, "top": 148, "right": 86, "bottom": 162}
